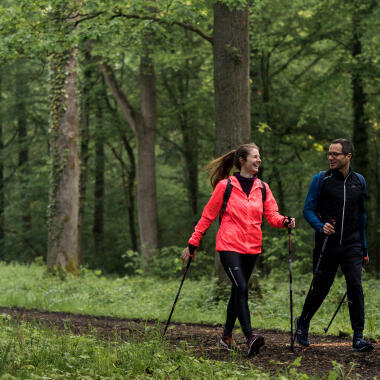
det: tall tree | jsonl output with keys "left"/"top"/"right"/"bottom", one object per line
{"left": 0, "top": 71, "right": 3, "bottom": 258}
{"left": 47, "top": 47, "right": 80, "bottom": 274}
{"left": 78, "top": 50, "right": 93, "bottom": 265}
{"left": 213, "top": 2, "right": 250, "bottom": 157}
{"left": 351, "top": 5, "right": 370, "bottom": 178}
{"left": 91, "top": 47, "right": 158, "bottom": 261}
{"left": 93, "top": 83, "right": 105, "bottom": 259}
{"left": 212, "top": 1, "right": 250, "bottom": 281}
{"left": 16, "top": 65, "right": 31, "bottom": 255}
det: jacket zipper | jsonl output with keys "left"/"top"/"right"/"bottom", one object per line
{"left": 340, "top": 172, "right": 351, "bottom": 245}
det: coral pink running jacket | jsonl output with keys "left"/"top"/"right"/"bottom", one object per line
{"left": 188, "top": 176, "right": 286, "bottom": 255}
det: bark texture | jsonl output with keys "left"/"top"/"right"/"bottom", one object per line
{"left": 137, "top": 55, "right": 158, "bottom": 257}
{"left": 212, "top": 2, "right": 250, "bottom": 282}
{"left": 47, "top": 50, "right": 80, "bottom": 274}
{"left": 0, "top": 74, "right": 3, "bottom": 257}
{"left": 213, "top": 2, "right": 250, "bottom": 157}
{"left": 78, "top": 50, "right": 92, "bottom": 265}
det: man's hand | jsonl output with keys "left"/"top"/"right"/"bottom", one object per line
{"left": 323, "top": 223, "right": 335, "bottom": 235}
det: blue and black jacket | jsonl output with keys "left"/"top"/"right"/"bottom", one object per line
{"left": 303, "top": 168, "right": 367, "bottom": 255}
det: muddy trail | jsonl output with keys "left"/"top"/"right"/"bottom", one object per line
{"left": 0, "top": 306, "right": 378, "bottom": 378}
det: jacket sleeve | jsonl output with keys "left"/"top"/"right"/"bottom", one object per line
{"left": 263, "top": 183, "right": 286, "bottom": 228}
{"left": 359, "top": 176, "right": 367, "bottom": 250}
{"left": 303, "top": 174, "right": 324, "bottom": 232}
{"left": 188, "top": 180, "right": 226, "bottom": 247}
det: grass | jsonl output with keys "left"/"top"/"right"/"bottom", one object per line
{"left": 0, "top": 262, "right": 378, "bottom": 339}
{"left": 0, "top": 316, "right": 348, "bottom": 379}
{"left": 0, "top": 262, "right": 378, "bottom": 378}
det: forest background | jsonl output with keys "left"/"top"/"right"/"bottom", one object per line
{"left": 0, "top": 0, "right": 379, "bottom": 281}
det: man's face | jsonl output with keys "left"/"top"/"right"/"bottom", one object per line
{"left": 328, "top": 143, "right": 351, "bottom": 171}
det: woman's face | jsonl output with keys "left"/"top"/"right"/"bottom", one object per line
{"left": 240, "top": 148, "right": 261, "bottom": 175}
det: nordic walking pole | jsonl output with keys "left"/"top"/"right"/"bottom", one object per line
{"left": 162, "top": 255, "right": 193, "bottom": 337}
{"left": 324, "top": 291, "right": 347, "bottom": 334}
{"left": 287, "top": 223, "right": 294, "bottom": 351}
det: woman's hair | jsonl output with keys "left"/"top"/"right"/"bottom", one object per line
{"left": 206, "top": 143, "right": 259, "bottom": 188}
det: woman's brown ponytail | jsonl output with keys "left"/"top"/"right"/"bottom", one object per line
{"left": 206, "top": 143, "right": 259, "bottom": 188}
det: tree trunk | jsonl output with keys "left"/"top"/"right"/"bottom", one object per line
{"left": 138, "top": 54, "right": 158, "bottom": 258}
{"left": 95, "top": 48, "right": 158, "bottom": 260}
{"left": 78, "top": 50, "right": 92, "bottom": 265}
{"left": 213, "top": 2, "right": 250, "bottom": 157}
{"left": 162, "top": 65, "right": 199, "bottom": 220}
{"left": 212, "top": 2, "right": 250, "bottom": 281}
{"left": 0, "top": 74, "right": 4, "bottom": 258}
{"left": 16, "top": 70, "right": 31, "bottom": 255}
{"left": 47, "top": 50, "right": 80, "bottom": 275}
{"left": 93, "top": 92, "right": 104, "bottom": 260}
{"left": 351, "top": 10, "right": 369, "bottom": 178}
{"left": 350, "top": 6, "right": 378, "bottom": 270}
{"left": 180, "top": 66, "right": 199, "bottom": 218}
{"left": 121, "top": 135, "right": 138, "bottom": 252}
{"left": 374, "top": 138, "right": 380, "bottom": 274}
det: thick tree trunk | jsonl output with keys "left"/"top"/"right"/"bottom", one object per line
{"left": 47, "top": 50, "right": 80, "bottom": 275}
{"left": 213, "top": 2, "right": 250, "bottom": 157}
{"left": 212, "top": 2, "right": 250, "bottom": 281}
{"left": 0, "top": 74, "right": 3, "bottom": 258}
{"left": 138, "top": 55, "right": 158, "bottom": 258}
{"left": 16, "top": 70, "right": 31, "bottom": 256}
{"left": 350, "top": 7, "right": 378, "bottom": 270}
{"left": 93, "top": 95, "right": 104, "bottom": 259}
{"left": 78, "top": 50, "right": 92, "bottom": 265}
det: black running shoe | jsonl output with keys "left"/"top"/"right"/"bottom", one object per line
{"left": 353, "top": 337, "right": 374, "bottom": 352}
{"left": 247, "top": 334, "right": 265, "bottom": 356}
{"left": 294, "top": 317, "right": 310, "bottom": 347}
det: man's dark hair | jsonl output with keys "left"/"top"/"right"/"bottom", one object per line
{"left": 331, "top": 138, "right": 354, "bottom": 159}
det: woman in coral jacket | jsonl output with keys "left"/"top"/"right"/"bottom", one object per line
{"left": 182, "top": 143, "right": 295, "bottom": 356}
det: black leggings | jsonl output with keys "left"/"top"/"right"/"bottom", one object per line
{"left": 219, "top": 251, "right": 258, "bottom": 339}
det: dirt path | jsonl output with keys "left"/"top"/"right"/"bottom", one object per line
{"left": 0, "top": 306, "right": 378, "bottom": 378}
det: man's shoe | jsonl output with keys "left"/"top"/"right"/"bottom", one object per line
{"left": 353, "top": 337, "right": 374, "bottom": 352}
{"left": 220, "top": 333, "right": 234, "bottom": 351}
{"left": 247, "top": 334, "right": 265, "bottom": 356}
{"left": 294, "top": 317, "right": 310, "bottom": 347}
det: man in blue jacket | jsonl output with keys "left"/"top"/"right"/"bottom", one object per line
{"left": 295, "top": 138, "right": 373, "bottom": 352}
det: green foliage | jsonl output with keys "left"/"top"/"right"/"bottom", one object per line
{"left": 123, "top": 246, "right": 213, "bottom": 279}
{"left": 0, "top": 316, "right": 323, "bottom": 379}
{"left": 261, "top": 228, "right": 313, "bottom": 275}
{"left": 0, "top": 0, "right": 379, "bottom": 273}
{"left": 0, "top": 262, "right": 378, "bottom": 339}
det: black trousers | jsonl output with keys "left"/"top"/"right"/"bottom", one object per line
{"left": 219, "top": 251, "right": 258, "bottom": 339}
{"left": 300, "top": 240, "right": 364, "bottom": 332}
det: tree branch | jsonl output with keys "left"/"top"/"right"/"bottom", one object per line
{"left": 74, "top": 10, "right": 212, "bottom": 43}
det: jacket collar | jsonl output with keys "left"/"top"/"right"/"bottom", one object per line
{"left": 329, "top": 166, "right": 353, "bottom": 180}
{"left": 229, "top": 175, "right": 262, "bottom": 194}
